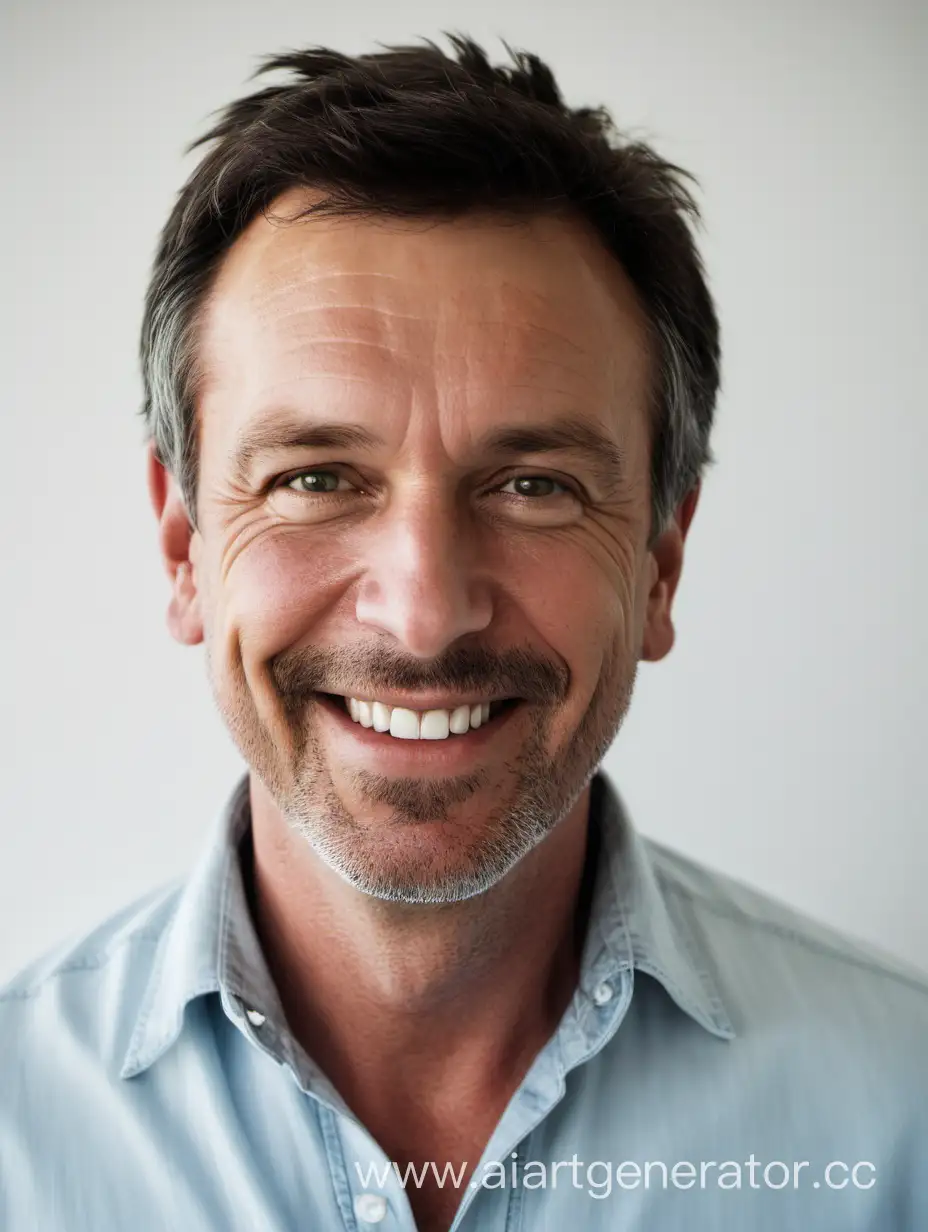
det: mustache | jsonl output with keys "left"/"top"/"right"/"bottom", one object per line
{"left": 269, "top": 643, "right": 567, "bottom": 712}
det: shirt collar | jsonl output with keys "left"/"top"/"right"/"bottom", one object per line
{"left": 585, "top": 771, "right": 735, "bottom": 1040}
{"left": 120, "top": 768, "right": 733, "bottom": 1079}
{"left": 120, "top": 774, "right": 278, "bottom": 1078}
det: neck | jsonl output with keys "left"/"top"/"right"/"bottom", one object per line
{"left": 246, "top": 776, "right": 597, "bottom": 1111}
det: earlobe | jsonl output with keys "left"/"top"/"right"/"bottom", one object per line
{"left": 640, "top": 483, "right": 701, "bottom": 664}
{"left": 167, "top": 560, "right": 204, "bottom": 646}
{"left": 146, "top": 441, "right": 204, "bottom": 647}
{"left": 640, "top": 570, "right": 676, "bottom": 663}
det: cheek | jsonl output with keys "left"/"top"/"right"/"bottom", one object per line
{"left": 212, "top": 529, "right": 350, "bottom": 662}
{"left": 509, "top": 538, "right": 639, "bottom": 670}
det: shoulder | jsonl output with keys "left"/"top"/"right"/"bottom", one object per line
{"left": 0, "top": 878, "right": 183, "bottom": 1063}
{"left": 621, "top": 836, "right": 928, "bottom": 1198}
{"left": 645, "top": 835, "right": 928, "bottom": 1043}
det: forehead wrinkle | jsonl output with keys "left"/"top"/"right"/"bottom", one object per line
{"left": 242, "top": 253, "right": 415, "bottom": 309}
{"left": 202, "top": 209, "right": 650, "bottom": 448}
{"left": 237, "top": 299, "right": 435, "bottom": 381}
{"left": 226, "top": 247, "right": 607, "bottom": 378}
{"left": 246, "top": 297, "right": 426, "bottom": 324}
{"left": 269, "top": 333, "right": 433, "bottom": 380}
{"left": 257, "top": 373, "right": 386, "bottom": 391}
{"left": 278, "top": 337, "right": 406, "bottom": 355}
{"left": 260, "top": 268, "right": 404, "bottom": 282}
{"left": 205, "top": 303, "right": 614, "bottom": 413}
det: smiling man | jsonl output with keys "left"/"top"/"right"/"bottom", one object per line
{"left": 2, "top": 34, "right": 926, "bottom": 1232}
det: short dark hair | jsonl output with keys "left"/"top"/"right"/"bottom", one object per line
{"left": 140, "top": 33, "right": 720, "bottom": 541}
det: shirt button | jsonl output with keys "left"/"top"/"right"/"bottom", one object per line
{"left": 592, "top": 980, "right": 614, "bottom": 1006}
{"left": 354, "top": 1192, "right": 388, "bottom": 1223}
{"left": 245, "top": 1008, "right": 267, "bottom": 1026}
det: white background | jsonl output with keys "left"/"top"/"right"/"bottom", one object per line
{"left": 2, "top": 0, "right": 925, "bottom": 980}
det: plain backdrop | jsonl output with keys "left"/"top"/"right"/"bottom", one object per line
{"left": 2, "top": 0, "right": 926, "bottom": 981}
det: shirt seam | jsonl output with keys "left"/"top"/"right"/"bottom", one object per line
{"left": 0, "top": 930, "right": 164, "bottom": 1003}
{"left": 657, "top": 874, "right": 928, "bottom": 999}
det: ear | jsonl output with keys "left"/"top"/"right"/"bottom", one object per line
{"left": 146, "top": 441, "right": 204, "bottom": 646}
{"left": 640, "top": 482, "right": 701, "bottom": 663}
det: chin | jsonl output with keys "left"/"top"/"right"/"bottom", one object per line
{"left": 301, "top": 809, "right": 548, "bottom": 905}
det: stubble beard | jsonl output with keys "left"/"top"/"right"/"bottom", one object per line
{"left": 210, "top": 644, "right": 637, "bottom": 905}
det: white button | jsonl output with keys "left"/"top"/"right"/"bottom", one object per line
{"left": 592, "top": 980, "right": 614, "bottom": 1006}
{"left": 353, "top": 1192, "right": 388, "bottom": 1223}
{"left": 245, "top": 1008, "right": 266, "bottom": 1026}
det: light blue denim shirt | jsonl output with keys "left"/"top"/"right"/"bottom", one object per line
{"left": 2, "top": 770, "right": 926, "bottom": 1230}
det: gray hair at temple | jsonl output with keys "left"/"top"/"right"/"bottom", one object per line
{"left": 139, "top": 34, "right": 721, "bottom": 544}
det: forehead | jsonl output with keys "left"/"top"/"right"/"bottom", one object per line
{"left": 197, "top": 191, "right": 652, "bottom": 445}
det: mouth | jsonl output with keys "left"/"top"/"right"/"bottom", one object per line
{"left": 314, "top": 691, "right": 524, "bottom": 744}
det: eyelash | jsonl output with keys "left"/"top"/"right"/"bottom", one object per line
{"left": 275, "top": 468, "right": 579, "bottom": 501}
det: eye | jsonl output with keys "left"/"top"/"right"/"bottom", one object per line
{"left": 498, "top": 475, "right": 575, "bottom": 500}
{"left": 281, "top": 469, "right": 352, "bottom": 495}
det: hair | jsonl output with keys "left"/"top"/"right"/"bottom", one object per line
{"left": 140, "top": 33, "right": 720, "bottom": 542}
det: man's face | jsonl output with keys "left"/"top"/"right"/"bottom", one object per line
{"left": 160, "top": 192, "right": 685, "bottom": 903}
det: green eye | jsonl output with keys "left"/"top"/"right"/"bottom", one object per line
{"left": 501, "top": 475, "right": 572, "bottom": 498}
{"left": 284, "top": 470, "right": 343, "bottom": 493}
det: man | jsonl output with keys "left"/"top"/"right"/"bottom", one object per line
{"left": 1, "top": 33, "right": 925, "bottom": 1232}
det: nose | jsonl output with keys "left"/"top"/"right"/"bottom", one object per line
{"left": 354, "top": 485, "right": 493, "bottom": 658}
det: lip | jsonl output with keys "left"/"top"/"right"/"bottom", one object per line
{"left": 313, "top": 692, "right": 525, "bottom": 772}
{"left": 324, "top": 690, "right": 515, "bottom": 711}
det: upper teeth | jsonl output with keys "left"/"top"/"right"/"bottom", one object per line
{"left": 346, "top": 697, "right": 494, "bottom": 740}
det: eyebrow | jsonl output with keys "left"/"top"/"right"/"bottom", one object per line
{"left": 232, "top": 411, "right": 628, "bottom": 494}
